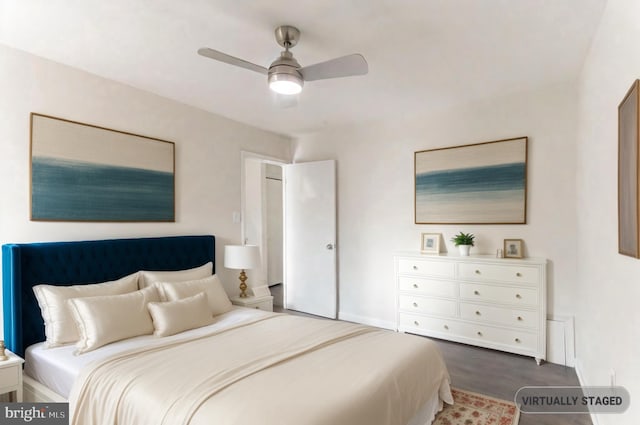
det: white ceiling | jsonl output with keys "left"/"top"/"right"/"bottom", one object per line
{"left": 0, "top": 0, "right": 606, "bottom": 137}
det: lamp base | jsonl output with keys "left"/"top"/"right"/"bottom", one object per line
{"left": 238, "top": 269, "right": 248, "bottom": 298}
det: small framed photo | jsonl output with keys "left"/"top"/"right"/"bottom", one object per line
{"left": 421, "top": 233, "right": 441, "bottom": 254}
{"left": 504, "top": 239, "right": 524, "bottom": 258}
{"left": 252, "top": 285, "right": 271, "bottom": 298}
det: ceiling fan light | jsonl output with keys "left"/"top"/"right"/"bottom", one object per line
{"left": 269, "top": 73, "right": 303, "bottom": 95}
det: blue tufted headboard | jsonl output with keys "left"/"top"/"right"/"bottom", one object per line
{"left": 2, "top": 235, "right": 215, "bottom": 357}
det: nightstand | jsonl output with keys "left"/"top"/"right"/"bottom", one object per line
{"left": 230, "top": 295, "right": 274, "bottom": 312}
{"left": 0, "top": 350, "right": 24, "bottom": 402}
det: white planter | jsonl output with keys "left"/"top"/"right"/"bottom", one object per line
{"left": 458, "top": 245, "right": 471, "bottom": 256}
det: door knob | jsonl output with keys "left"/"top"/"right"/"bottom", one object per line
{"left": 326, "top": 243, "right": 334, "bottom": 250}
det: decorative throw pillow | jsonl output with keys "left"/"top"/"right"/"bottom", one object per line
{"left": 33, "top": 272, "right": 139, "bottom": 347}
{"left": 138, "top": 262, "right": 213, "bottom": 288}
{"left": 148, "top": 292, "right": 214, "bottom": 337}
{"left": 68, "top": 285, "right": 160, "bottom": 354}
{"left": 158, "top": 275, "right": 232, "bottom": 316}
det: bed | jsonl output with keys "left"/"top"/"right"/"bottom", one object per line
{"left": 2, "top": 235, "right": 452, "bottom": 425}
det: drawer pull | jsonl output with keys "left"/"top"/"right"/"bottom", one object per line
{"left": 475, "top": 269, "right": 481, "bottom": 274}
{"left": 515, "top": 338, "right": 521, "bottom": 343}
{"left": 516, "top": 272, "right": 522, "bottom": 277}
{"left": 414, "top": 320, "right": 420, "bottom": 326}
{"left": 412, "top": 302, "right": 418, "bottom": 307}
{"left": 412, "top": 265, "right": 418, "bottom": 270}
{"left": 444, "top": 325, "right": 449, "bottom": 330}
{"left": 517, "top": 316, "right": 523, "bottom": 321}
{"left": 516, "top": 294, "right": 522, "bottom": 299}
{"left": 475, "top": 310, "right": 481, "bottom": 316}
{"left": 413, "top": 283, "right": 419, "bottom": 288}
{"left": 477, "top": 331, "right": 483, "bottom": 336}
{"left": 474, "top": 290, "right": 480, "bottom": 295}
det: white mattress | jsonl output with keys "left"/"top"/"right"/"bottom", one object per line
{"left": 25, "top": 307, "right": 268, "bottom": 398}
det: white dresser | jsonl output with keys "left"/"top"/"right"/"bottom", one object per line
{"left": 395, "top": 252, "right": 547, "bottom": 364}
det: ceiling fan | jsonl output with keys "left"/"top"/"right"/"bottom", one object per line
{"left": 198, "top": 25, "right": 368, "bottom": 95}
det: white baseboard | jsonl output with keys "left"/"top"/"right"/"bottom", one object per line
{"left": 338, "top": 312, "right": 396, "bottom": 330}
{"left": 574, "top": 358, "right": 599, "bottom": 425}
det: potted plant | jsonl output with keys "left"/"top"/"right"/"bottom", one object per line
{"left": 451, "top": 232, "right": 475, "bottom": 256}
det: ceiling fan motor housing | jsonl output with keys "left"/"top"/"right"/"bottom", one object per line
{"left": 268, "top": 51, "right": 304, "bottom": 94}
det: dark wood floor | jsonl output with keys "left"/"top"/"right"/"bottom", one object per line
{"left": 433, "top": 337, "right": 592, "bottom": 425}
{"left": 274, "top": 305, "right": 592, "bottom": 425}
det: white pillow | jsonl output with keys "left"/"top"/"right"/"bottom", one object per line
{"left": 158, "top": 275, "right": 232, "bottom": 316}
{"left": 139, "top": 262, "right": 213, "bottom": 288}
{"left": 68, "top": 285, "right": 160, "bottom": 354}
{"left": 148, "top": 292, "right": 213, "bottom": 337}
{"left": 33, "top": 272, "right": 139, "bottom": 347}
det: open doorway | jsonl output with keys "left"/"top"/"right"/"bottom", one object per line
{"left": 264, "top": 164, "right": 284, "bottom": 305}
{"left": 241, "top": 153, "right": 337, "bottom": 318}
{"left": 241, "top": 152, "right": 286, "bottom": 307}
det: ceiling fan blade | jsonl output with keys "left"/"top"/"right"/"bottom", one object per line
{"left": 299, "top": 54, "right": 368, "bottom": 82}
{"left": 197, "top": 47, "right": 268, "bottom": 75}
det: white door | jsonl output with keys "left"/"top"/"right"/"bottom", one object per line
{"left": 283, "top": 160, "right": 337, "bottom": 318}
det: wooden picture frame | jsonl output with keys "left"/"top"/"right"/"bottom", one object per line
{"left": 420, "top": 233, "right": 441, "bottom": 254}
{"left": 504, "top": 239, "right": 524, "bottom": 259}
{"left": 618, "top": 80, "right": 640, "bottom": 258}
{"left": 30, "top": 113, "right": 175, "bottom": 222}
{"left": 415, "top": 137, "right": 527, "bottom": 224}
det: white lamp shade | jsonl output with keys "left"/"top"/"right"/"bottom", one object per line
{"left": 224, "top": 245, "right": 260, "bottom": 270}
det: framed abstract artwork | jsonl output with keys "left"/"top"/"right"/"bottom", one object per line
{"left": 30, "top": 113, "right": 175, "bottom": 222}
{"left": 618, "top": 80, "right": 640, "bottom": 258}
{"left": 415, "top": 137, "right": 528, "bottom": 224}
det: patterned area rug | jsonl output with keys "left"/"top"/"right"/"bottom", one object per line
{"left": 433, "top": 388, "right": 520, "bottom": 425}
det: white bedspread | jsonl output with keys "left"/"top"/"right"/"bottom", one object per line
{"left": 68, "top": 311, "right": 452, "bottom": 425}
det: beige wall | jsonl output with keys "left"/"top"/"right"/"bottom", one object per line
{"left": 576, "top": 0, "right": 640, "bottom": 423}
{"left": 0, "top": 44, "right": 292, "bottom": 326}
{"left": 294, "top": 82, "right": 579, "bottom": 330}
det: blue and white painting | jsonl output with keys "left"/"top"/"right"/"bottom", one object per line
{"left": 31, "top": 114, "right": 175, "bottom": 222}
{"left": 415, "top": 137, "right": 527, "bottom": 224}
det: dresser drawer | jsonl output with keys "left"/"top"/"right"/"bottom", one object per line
{"left": 460, "top": 283, "right": 538, "bottom": 307}
{"left": 398, "top": 312, "right": 458, "bottom": 334}
{"left": 398, "top": 295, "right": 457, "bottom": 317}
{"left": 456, "top": 322, "right": 538, "bottom": 352}
{"left": 397, "top": 258, "right": 455, "bottom": 278}
{"left": 458, "top": 262, "right": 539, "bottom": 284}
{"left": 254, "top": 299, "right": 273, "bottom": 312}
{"left": 398, "top": 276, "right": 457, "bottom": 297}
{"left": 460, "top": 302, "right": 539, "bottom": 329}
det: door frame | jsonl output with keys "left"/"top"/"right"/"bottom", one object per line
{"left": 240, "top": 151, "right": 288, "bottom": 293}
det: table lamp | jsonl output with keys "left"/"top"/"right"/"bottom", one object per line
{"left": 224, "top": 245, "right": 260, "bottom": 298}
